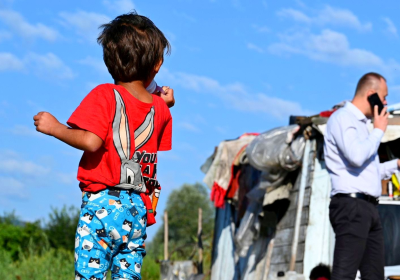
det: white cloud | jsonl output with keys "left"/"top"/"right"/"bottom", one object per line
{"left": 252, "top": 24, "right": 270, "bottom": 33}
{"left": 9, "top": 125, "right": 43, "bottom": 137}
{"left": 178, "top": 122, "right": 201, "bottom": 133}
{"left": 0, "top": 52, "right": 24, "bottom": 71}
{"left": 277, "top": 8, "right": 311, "bottom": 23}
{"left": 173, "top": 11, "right": 196, "bottom": 23}
{"left": 27, "top": 52, "right": 75, "bottom": 80}
{"left": 78, "top": 56, "right": 108, "bottom": 74}
{"left": 277, "top": 5, "right": 372, "bottom": 32}
{"left": 247, "top": 43, "right": 264, "bottom": 53}
{"left": 0, "top": 52, "right": 75, "bottom": 80}
{"left": 55, "top": 172, "right": 76, "bottom": 184}
{"left": 0, "top": 150, "right": 77, "bottom": 187}
{"left": 215, "top": 126, "right": 228, "bottom": 134}
{"left": 262, "top": 1, "right": 268, "bottom": 9}
{"left": 317, "top": 6, "right": 372, "bottom": 31}
{"left": 103, "top": 0, "right": 135, "bottom": 14}
{"left": 268, "top": 29, "right": 399, "bottom": 74}
{"left": 159, "top": 68, "right": 311, "bottom": 119}
{"left": 59, "top": 10, "right": 110, "bottom": 42}
{"left": 0, "top": 9, "right": 59, "bottom": 41}
{"left": 0, "top": 177, "right": 28, "bottom": 199}
{"left": 0, "top": 30, "right": 11, "bottom": 41}
{"left": 383, "top": 17, "right": 398, "bottom": 37}
{"left": 0, "top": 158, "right": 50, "bottom": 176}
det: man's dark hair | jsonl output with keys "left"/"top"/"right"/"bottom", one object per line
{"left": 97, "top": 11, "right": 171, "bottom": 83}
{"left": 309, "top": 263, "right": 331, "bottom": 280}
{"left": 355, "top": 72, "right": 386, "bottom": 96}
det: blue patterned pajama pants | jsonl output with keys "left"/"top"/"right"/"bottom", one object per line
{"left": 74, "top": 188, "right": 147, "bottom": 280}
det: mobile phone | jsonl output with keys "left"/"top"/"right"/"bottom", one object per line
{"left": 368, "top": 93, "right": 384, "bottom": 115}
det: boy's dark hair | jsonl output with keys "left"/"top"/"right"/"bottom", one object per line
{"left": 97, "top": 11, "right": 171, "bottom": 83}
{"left": 309, "top": 263, "right": 331, "bottom": 280}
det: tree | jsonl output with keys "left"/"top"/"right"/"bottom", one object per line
{"left": 147, "top": 183, "right": 214, "bottom": 261}
{"left": 44, "top": 205, "right": 80, "bottom": 250}
{"left": 0, "top": 211, "right": 48, "bottom": 260}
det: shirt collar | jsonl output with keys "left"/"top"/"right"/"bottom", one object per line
{"left": 344, "top": 101, "right": 368, "bottom": 122}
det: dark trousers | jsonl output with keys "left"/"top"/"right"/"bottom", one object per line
{"left": 329, "top": 196, "right": 384, "bottom": 280}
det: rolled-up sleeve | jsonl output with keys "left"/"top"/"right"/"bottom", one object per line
{"left": 333, "top": 115, "right": 384, "bottom": 167}
{"left": 380, "top": 159, "right": 399, "bottom": 180}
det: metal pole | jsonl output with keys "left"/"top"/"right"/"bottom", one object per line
{"left": 164, "top": 211, "right": 169, "bottom": 260}
{"left": 289, "top": 139, "right": 311, "bottom": 271}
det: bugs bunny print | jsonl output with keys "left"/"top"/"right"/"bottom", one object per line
{"left": 112, "top": 89, "right": 155, "bottom": 192}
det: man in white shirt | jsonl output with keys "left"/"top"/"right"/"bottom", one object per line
{"left": 324, "top": 72, "right": 400, "bottom": 280}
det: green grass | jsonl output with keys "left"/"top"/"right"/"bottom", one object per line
{"left": 0, "top": 248, "right": 73, "bottom": 280}
{"left": 0, "top": 247, "right": 160, "bottom": 280}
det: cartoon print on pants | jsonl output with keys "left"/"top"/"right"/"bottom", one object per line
{"left": 75, "top": 190, "right": 146, "bottom": 280}
{"left": 81, "top": 212, "right": 94, "bottom": 224}
{"left": 112, "top": 89, "right": 155, "bottom": 192}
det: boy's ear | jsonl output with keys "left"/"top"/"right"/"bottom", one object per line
{"left": 154, "top": 59, "right": 163, "bottom": 74}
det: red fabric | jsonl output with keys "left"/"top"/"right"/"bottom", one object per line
{"left": 319, "top": 109, "right": 336, "bottom": 118}
{"left": 315, "top": 278, "right": 329, "bottom": 280}
{"left": 210, "top": 182, "right": 227, "bottom": 208}
{"left": 67, "top": 84, "right": 172, "bottom": 226}
{"left": 226, "top": 145, "right": 248, "bottom": 198}
{"left": 227, "top": 168, "right": 241, "bottom": 199}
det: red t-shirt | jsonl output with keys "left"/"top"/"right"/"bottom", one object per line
{"left": 67, "top": 83, "right": 172, "bottom": 195}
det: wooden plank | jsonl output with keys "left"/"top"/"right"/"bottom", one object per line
{"left": 274, "top": 225, "right": 307, "bottom": 247}
{"left": 288, "top": 187, "right": 311, "bottom": 211}
{"left": 268, "top": 262, "right": 303, "bottom": 279}
{"left": 388, "top": 117, "right": 400, "bottom": 126}
{"left": 277, "top": 207, "right": 309, "bottom": 229}
{"left": 270, "top": 243, "right": 305, "bottom": 264}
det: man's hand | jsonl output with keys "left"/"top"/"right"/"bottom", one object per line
{"left": 33, "top": 112, "right": 61, "bottom": 135}
{"left": 373, "top": 105, "right": 389, "bottom": 132}
{"left": 160, "top": 86, "right": 175, "bottom": 108}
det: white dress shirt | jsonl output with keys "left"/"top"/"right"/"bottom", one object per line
{"left": 324, "top": 101, "right": 398, "bottom": 197}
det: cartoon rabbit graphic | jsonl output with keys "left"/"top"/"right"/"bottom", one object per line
{"left": 112, "top": 89, "right": 155, "bottom": 192}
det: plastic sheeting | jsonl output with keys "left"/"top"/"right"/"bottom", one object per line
{"left": 246, "top": 125, "right": 305, "bottom": 174}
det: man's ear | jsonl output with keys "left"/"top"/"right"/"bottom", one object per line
{"left": 365, "top": 89, "right": 375, "bottom": 97}
{"left": 154, "top": 59, "right": 163, "bottom": 74}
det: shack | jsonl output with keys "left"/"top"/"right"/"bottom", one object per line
{"left": 202, "top": 106, "right": 400, "bottom": 280}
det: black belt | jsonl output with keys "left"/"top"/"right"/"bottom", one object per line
{"left": 333, "top": 193, "right": 379, "bottom": 206}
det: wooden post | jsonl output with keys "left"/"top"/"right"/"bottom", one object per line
{"left": 164, "top": 211, "right": 169, "bottom": 260}
{"left": 198, "top": 208, "right": 203, "bottom": 267}
{"left": 290, "top": 139, "right": 311, "bottom": 271}
{"left": 262, "top": 239, "right": 275, "bottom": 280}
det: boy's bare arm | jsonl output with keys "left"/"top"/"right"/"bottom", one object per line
{"left": 33, "top": 112, "right": 103, "bottom": 152}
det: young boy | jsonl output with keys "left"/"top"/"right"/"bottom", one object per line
{"left": 33, "top": 12, "right": 173, "bottom": 280}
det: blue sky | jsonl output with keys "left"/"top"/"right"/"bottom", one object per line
{"left": 1, "top": 0, "right": 400, "bottom": 240}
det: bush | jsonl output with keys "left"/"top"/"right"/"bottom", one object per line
{"left": 0, "top": 246, "right": 73, "bottom": 280}
{"left": 0, "top": 212, "right": 48, "bottom": 261}
{"left": 44, "top": 205, "right": 80, "bottom": 250}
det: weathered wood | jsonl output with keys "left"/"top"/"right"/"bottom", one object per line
{"left": 270, "top": 243, "right": 305, "bottom": 264}
{"left": 274, "top": 225, "right": 307, "bottom": 247}
{"left": 268, "top": 262, "right": 303, "bottom": 279}
{"left": 388, "top": 117, "right": 400, "bottom": 125}
{"left": 288, "top": 187, "right": 311, "bottom": 211}
{"left": 261, "top": 238, "right": 275, "bottom": 280}
{"left": 278, "top": 207, "right": 309, "bottom": 229}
